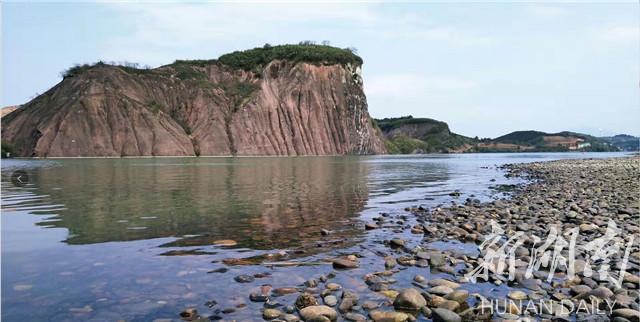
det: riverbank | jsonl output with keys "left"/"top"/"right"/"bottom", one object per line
{"left": 196, "top": 156, "right": 640, "bottom": 322}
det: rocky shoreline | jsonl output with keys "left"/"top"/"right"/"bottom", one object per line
{"left": 182, "top": 156, "right": 639, "bottom": 322}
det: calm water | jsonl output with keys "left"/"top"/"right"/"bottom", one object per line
{"left": 0, "top": 153, "right": 627, "bottom": 321}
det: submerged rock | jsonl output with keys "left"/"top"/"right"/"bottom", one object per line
{"left": 299, "top": 305, "right": 338, "bottom": 321}
{"left": 263, "top": 308, "right": 282, "bottom": 320}
{"left": 179, "top": 308, "right": 199, "bottom": 321}
{"left": 369, "top": 310, "right": 410, "bottom": 322}
{"left": 365, "top": 223, "right": 379, "bottom": 230}
{"left": 234, "top": 275, "right": 255, "bottom": 283}
{"left": 296, "top": 293, "right": 319, "bottom": 309}
{"left": 393, "top": 288, "right": 427, "bottom": 310}
{"left": 213, "top": 239, "right": 238, "bottom": 247}
{"left": 432, "top": 308, "right": 461, "bottom": 322}
{"left": 323, "top": 295, "right": 337, "bottom": 307}
{"left": 332, "top": 257, "right": 359, "bottom": 269}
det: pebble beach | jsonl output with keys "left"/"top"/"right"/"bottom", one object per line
{"left": 184, "top": 156, "right": 640, "bottom": 322}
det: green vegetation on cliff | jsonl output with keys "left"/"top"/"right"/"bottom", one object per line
{"left": 61, "top": 43, "right": 362, "bottom": 79}
{"left": 376, "top": 116, "right": 448, "bottom": 133}
{"left": 61, "top": 61, "right": 154, "bottom": 78}
{"left": 383, "top": 135, "right": 429, "bottom": 154}
{"left": 218, "top": 43, "right": 362, "bottom": 71}
{"left": 218, "top": 81, "right": 259, "bottom": 109}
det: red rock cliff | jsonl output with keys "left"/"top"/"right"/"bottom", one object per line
{"left": 2, "top": 57, "right": 386, "bottom": 157}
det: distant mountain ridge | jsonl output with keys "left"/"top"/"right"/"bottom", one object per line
{"left": 599, "top": 134, "right": 640, "bottom": 152}
{"left": 375, "top": 116, "right": 636, "bottom": 153}
{"left": 479, "top": 130, "right": 615, "bottom": 152}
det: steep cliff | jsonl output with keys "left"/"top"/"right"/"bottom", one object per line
{"left": 2, "top": 45, "right": 386, "bottom": 157}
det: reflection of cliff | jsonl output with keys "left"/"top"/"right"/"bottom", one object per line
{"left": 366, "top": 158, "right": 451, "bottom": 195}
{"left": 28, "top": 157, "right": 370, "bottom": 249}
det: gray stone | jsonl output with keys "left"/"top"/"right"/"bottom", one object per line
{"left": 296, "top": 293, "right": 319, "bottom": 309}
{"left": 390, "top": 238, "right": 405, "bottom": 247}
{"left": 263, "top": 308, "right": 282, "bottom": 320}
{"left": 612, "top": 309, "right": 640, "bottom": 322}
{"left": 589, "top": 286, "right": 614, "bottom": 299}
{"left": 428, "top": 278, "right": 460, "bottom": 289}
{"left": 234, "top": 274, "right": 255, "bottom": 283}
{"left": 369, "top": 310, "right": 410, "bottom": 322}
{"left": 344, "top": 312, "right": 367, "bottom": 321}
{"left": 429, "top": 285, "right": 454, "bottom": 296}
{"left": 508, "top": 290, "right": 528, "bottom": 300}
{"left": 323, "top": 295, "right": 337, "bottom": 307}
{"left": 299, "top": 305, "right": 338, "bottom": 321}
{"left": 338, "top": 290, "right": 359, "bottom": 313}
{"left": 444, "top": 289, "right": 469, "bottom": 303}
{"left": 393, "top": 288, "right": 427, "bottom": 310}
{"left": 332, "top": 258, "right": 359, "bottom": 269}
{"left": 432, "top": 308, "right": 462, "bottom": 322}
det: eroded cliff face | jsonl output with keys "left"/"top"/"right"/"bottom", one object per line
{"left": 1, "top": 60, "right": 385, "bottom": 157}
{"left": 0, "top": 106, "right": 19, "bottom": 118}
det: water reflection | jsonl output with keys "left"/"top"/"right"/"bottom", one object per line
{"left": 4, "top": 157, "right": 375, "bottom": 251}
{"left": 1, "top": 153, "right": 627, "bottom": 321}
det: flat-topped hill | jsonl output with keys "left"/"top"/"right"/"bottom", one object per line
{"left": 2, "top": 44, "right": 384, "bottom": 157}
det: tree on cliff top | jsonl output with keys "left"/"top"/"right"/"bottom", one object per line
{"left": 217, "top": 43, "right": 363, "bottom": 71}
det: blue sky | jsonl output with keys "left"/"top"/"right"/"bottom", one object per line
{"left": 2, "top": 1, "right": 638, "bottom": 137}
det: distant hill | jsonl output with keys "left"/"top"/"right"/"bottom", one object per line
{"left": 599, "top": 134, "right": 640, "bottom": 151}
{"left": 375, "top": 116, "right": 626, "bottom": 154}
{"left": 374, "top": 116, "right": 474, "bottom": 153}
{"left": 483, "top": 130, "right": 616, "bottom": 152}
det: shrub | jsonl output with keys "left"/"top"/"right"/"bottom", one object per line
{"left": 170, "top": 110, "right": 192, "bottom": 135}
{"left": 171, "top": 63, "right": 206, "bottom": 80}
{"left": 60, "top": 61, "right": 152, "bottom": 78}
{"left": 386, "top": 135, "right": 429, "bottom": 154}
{"left": 60, "top": 62, "right": 104, "bottom": 78}
{"left": 217, "top": 44, "right": 363, "bottom": 71}
{"left": 146, "top": 100, "right": 164, "bottom": 114}
{"left": 218, "top": 81, "right": 259, "bottom": 108}
{"left": 172, "top": 59, "right": 217, "bottom": 67}
{"left": 1, "top": 140, "right": 15, "bottom": 158}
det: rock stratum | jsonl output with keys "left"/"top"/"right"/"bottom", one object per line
{"left": 2, "top": 45, "right": 386, "bottom": 157}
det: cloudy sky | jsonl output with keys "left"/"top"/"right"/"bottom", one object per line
{"left": 2, "top": 1, "right": 638, "bottom": 137}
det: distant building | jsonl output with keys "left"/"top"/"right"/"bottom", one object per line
{"left": 577, "top": 142, "right": 591, "bottom": 149}
{"left": 568, "top": 138, "right": 585, "bottom": 150}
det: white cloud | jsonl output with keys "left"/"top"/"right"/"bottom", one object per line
{"left": 99, "top": 2, "right": 381, "bottom": 64}
{"left": 408, "top": 27, "right": 496, "bottom": 47}
{"left": 365, "top": 74, "right": 477, "bottom": 98}
{"left": 100, "top": 2, "right": 497, "bottom": 65}
{"left": 596, "top": 25, "right": 640, "bottom": 43}
{"left": 526, "top": 6, "right": 566, "bottom": 19}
